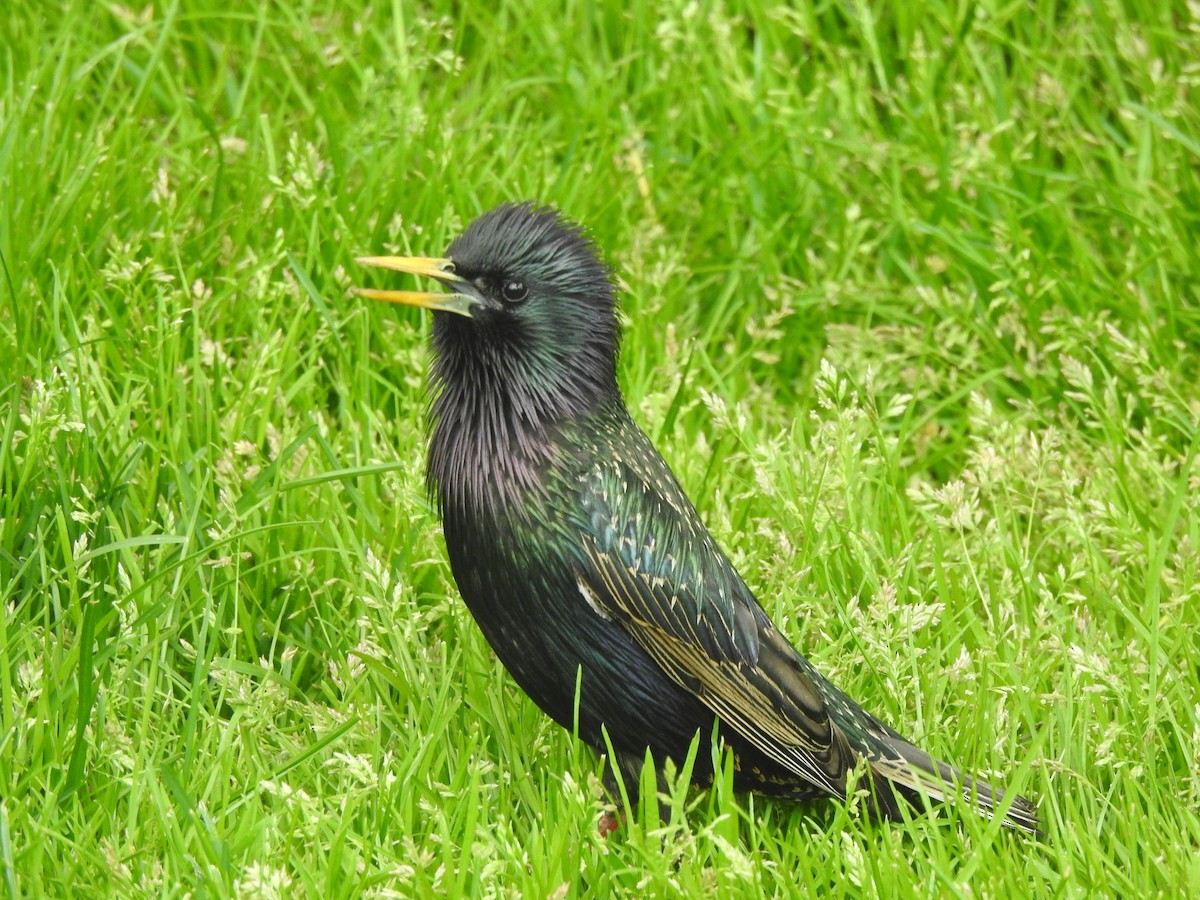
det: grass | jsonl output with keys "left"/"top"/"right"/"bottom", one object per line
{"left": 2, "top": 0, "right": 1199, "bottom": 895}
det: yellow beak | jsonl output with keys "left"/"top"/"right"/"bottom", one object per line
{"left": 354, "top": 256, "right": 476, "bottom": 317}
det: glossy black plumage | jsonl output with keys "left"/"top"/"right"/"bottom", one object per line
{"left": 357, "top": 202, "right": 1039, "bottom": 835}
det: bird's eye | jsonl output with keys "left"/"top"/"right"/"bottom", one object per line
{"left": 501, "top": 279, "right": 529, "bottom": 303}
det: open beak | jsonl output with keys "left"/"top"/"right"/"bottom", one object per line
{"left": 354, "top": 256, "right": 476, "bottom": 317}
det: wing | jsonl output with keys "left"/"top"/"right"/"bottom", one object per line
{"left": 572, "top": 452, "right": 859, "bottom": 799}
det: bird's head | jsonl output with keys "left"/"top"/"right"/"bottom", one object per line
{"left": 356, "top": 202, "right": 621, "bottom": 424}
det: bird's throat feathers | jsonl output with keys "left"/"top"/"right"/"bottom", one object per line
{"left": 426, "top": 310, "right": 619, "bottom": 516}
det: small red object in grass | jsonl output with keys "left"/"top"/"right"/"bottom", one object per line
{"left": 597, "top": 812, "right": 620, "bottom": 837}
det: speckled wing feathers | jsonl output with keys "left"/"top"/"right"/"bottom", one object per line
{"left": 569, "top": 434, "right": 1040, "bottom": 834}
{"left": 574, "top": 453, "right": 859, "bottom": 799}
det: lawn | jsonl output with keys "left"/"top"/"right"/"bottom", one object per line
{"left": 2, "top": 0, "right": 1199, "bottom": 896}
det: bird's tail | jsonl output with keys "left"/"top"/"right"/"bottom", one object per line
{"left": 869, "top": 737, "right": 1041, "bottom": 836}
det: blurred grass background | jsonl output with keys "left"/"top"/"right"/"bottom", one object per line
{"left": 2, "top": 0, "right": 1198, "bottom": 895}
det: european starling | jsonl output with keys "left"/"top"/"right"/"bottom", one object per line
{"left": 356, "top": 202, "right": 1039, "bottom": 835}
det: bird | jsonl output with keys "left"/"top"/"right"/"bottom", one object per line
{"left": 354, "top": 201, "right": 1040, "bottom": 836}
